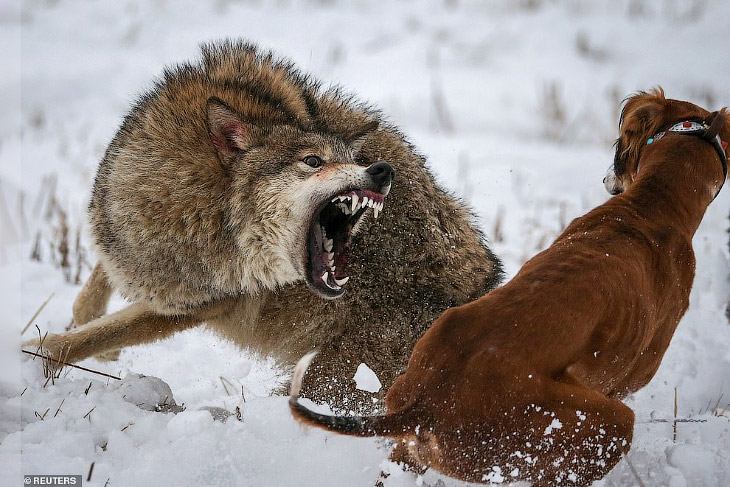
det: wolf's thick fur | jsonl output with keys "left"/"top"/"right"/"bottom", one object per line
{"left": 290, "top": 91, "right": 729, "bottom": 484}
{"left": 27, "top": 41, "right": 502, "bottom": 410}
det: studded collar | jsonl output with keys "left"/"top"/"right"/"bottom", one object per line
{"left": 645, "top": 117, "right": 727, "bottom": 198}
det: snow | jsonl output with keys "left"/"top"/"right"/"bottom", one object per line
{"left": 354, "top": 363, "right": 383, "bottom": 394}
{"left": 543, "top": 418, "right": 563, "bottom": 436}
{"left": 2, "top": 0, "right": 730, "bottom": 486}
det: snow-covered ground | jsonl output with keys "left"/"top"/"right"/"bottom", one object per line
{"left": 2, "top": 1, "right": 730, "bottom": 485}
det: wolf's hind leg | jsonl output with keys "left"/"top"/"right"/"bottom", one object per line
{"left": 72, "top": 262, "right": 113, "bottom": 326}
{"left": 71, "top": 262, "right": 119, "bottom": 360}
{"left": 23, "top": 303, "right": 201, "bottom": 364}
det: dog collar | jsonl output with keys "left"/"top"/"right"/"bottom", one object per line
{"left": 646, "top": 118, "right": 728, "bottom": 197}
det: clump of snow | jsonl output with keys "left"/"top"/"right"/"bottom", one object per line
{"left": 544, "top": 418, "right": 563, "bottom": 435}
{"left": 666, "top": 442, "right": 730, "bottom": 487}
{"left": 115, "top": 373, "right": 177, "bottom": 412}
{"left": 353, "top": 363, "right": 382, "bottom": 393}
{"left": 482, "top": 466, "right": 505, "bottom": 483}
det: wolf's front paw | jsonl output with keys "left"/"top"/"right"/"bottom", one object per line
{"left": 21, "top": 333, "right": 71, "bottom": 364}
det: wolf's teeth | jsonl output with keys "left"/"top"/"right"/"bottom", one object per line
{"left": 373, "top": 207, "right": 380, "bottom": 219}
{"left": 334, "top": 276, "right": 350, "bottom": 286}
{"left": 324, "top": 238, "right": 333, "bottom": 252}
{"left": 362, "top": 196, "right": 370, "bottom": 208}
{"left": 351, "top": 194, "right": 359, "bottom": 212}
{"left": 321, "top": 271, "right": 328, "bottom": 282}
{"left": 323, "top": 272, "right": 341, "bottom": 291}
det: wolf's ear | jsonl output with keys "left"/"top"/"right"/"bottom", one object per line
{"left": 207, "top": 97, "right": 256, "bottom": 164}
{"left": 348, "top": 120, "right": 380, "bottom": 154}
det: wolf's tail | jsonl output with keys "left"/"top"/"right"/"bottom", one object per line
{"left": 288, "top": 351, "right": 415, "bottom": 438}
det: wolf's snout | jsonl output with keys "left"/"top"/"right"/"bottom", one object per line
{"left": 366, "top": 162, "right": 395, "bottom": 190}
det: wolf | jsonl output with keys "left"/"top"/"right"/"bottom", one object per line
{"left": 25, "top": 40, "right": 503, "bottom": 411}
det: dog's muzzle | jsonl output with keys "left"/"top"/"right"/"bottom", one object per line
{"left": 603, "top": 166, "right": 623, "bottom": 195}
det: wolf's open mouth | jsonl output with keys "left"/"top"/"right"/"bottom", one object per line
{"left": 306, "top": 189, "right": 386, "bottom": 298}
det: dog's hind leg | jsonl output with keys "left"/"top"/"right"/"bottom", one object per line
{"left": 23, "top": 303, "right": 201, "bottom": 364}
{"left": 376, "top": 441, "right": 428, "bottom": 487}
{"left": 522, "top": 381, "right": 635, "bottom": 487}
{"left": 72, "top": 262, "right": 114, "bottom": 326}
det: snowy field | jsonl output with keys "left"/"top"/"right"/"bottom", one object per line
{"left": 2, "top": 0, "right": 730, "bottom": 486}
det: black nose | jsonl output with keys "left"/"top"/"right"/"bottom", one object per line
{"left": 366, "top": 162, "right": 394, "bottom": 190}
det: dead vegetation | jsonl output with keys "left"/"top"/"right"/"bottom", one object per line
{"left": 23, "top": 322, "right": 121, "bottom": 382}
{"left": 29, "top": 173, "right": 91, "bottom": 284}
{"left": 539, "top": 81, "right": 567, "bottom": 141}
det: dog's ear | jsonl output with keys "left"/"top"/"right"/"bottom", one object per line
{"left": 614, "top": 88, "right": 667, "bottom": 178}
{"left": 207, "top": 97, "right": 258, "bottom": 165}
{"left": 715, "top": 108, "right": 730, "bottom": 177}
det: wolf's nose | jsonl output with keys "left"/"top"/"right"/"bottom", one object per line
{"left": 366, "top": 162, "right": 395, "bottom": 190}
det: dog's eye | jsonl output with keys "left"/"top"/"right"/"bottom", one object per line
{"left": 302, "top": 155, "right": 323, "bottom": 168}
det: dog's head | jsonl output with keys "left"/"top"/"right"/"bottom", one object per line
{"left": 606, "top": 88, "right": 729, "bottom": 195}
{"left": 207, "top": 97, "right": 393, "bottom": 298}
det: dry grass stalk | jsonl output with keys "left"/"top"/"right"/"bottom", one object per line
{"left": 31, "top": 185, "right": 91, "bottom": 281}
{"left": 30, "top": 231, "right": 42, "bottom": 261}
{"left": 83, "top": 406, "right": 96, "bottom": 420}
{"left": 493, "top": 206, "right": 504, "bottom": 243}
{"left": 53, "top": 398, "right": 65, "bottom": 418}
{"left": 21, "top": 292, "right": 55, "bottom": 335}
{"left": 540, "top": 81, "right": 566, "bottom": 141}
{"left": 673, "top": 387, "right": 678, "bottom": 442}
{"left": 22, "top": 349, "right": 121, "bottom": 381}
{"left": 34, "top": 408, "right": 50, "bottom": 421}
{"left": 50, "top": 198, "right": 71, "bottom": 281}
{"left": 431, "top": 80, "right": 455, "bottom": 133}
{"left": 646, "top": 418, "right": 706, "bottom": 424}
{"left": 220, "top": 376, "right": 235, "bottom": 396}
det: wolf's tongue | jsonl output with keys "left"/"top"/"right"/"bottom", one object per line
{"left": 331, "top": 232, "right": 350, "bottom": 279}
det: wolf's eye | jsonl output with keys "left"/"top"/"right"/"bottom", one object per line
{"left": 303, "top": 155, "right": 323, "bottom": 168}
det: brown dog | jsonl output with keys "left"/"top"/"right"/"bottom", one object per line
{"left": 289, "top": 89, "right": 729, "bottom": 486}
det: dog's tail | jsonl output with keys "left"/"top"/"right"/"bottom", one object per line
{"left": 289, "top": 351, "right": 415, "bottom": 438}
